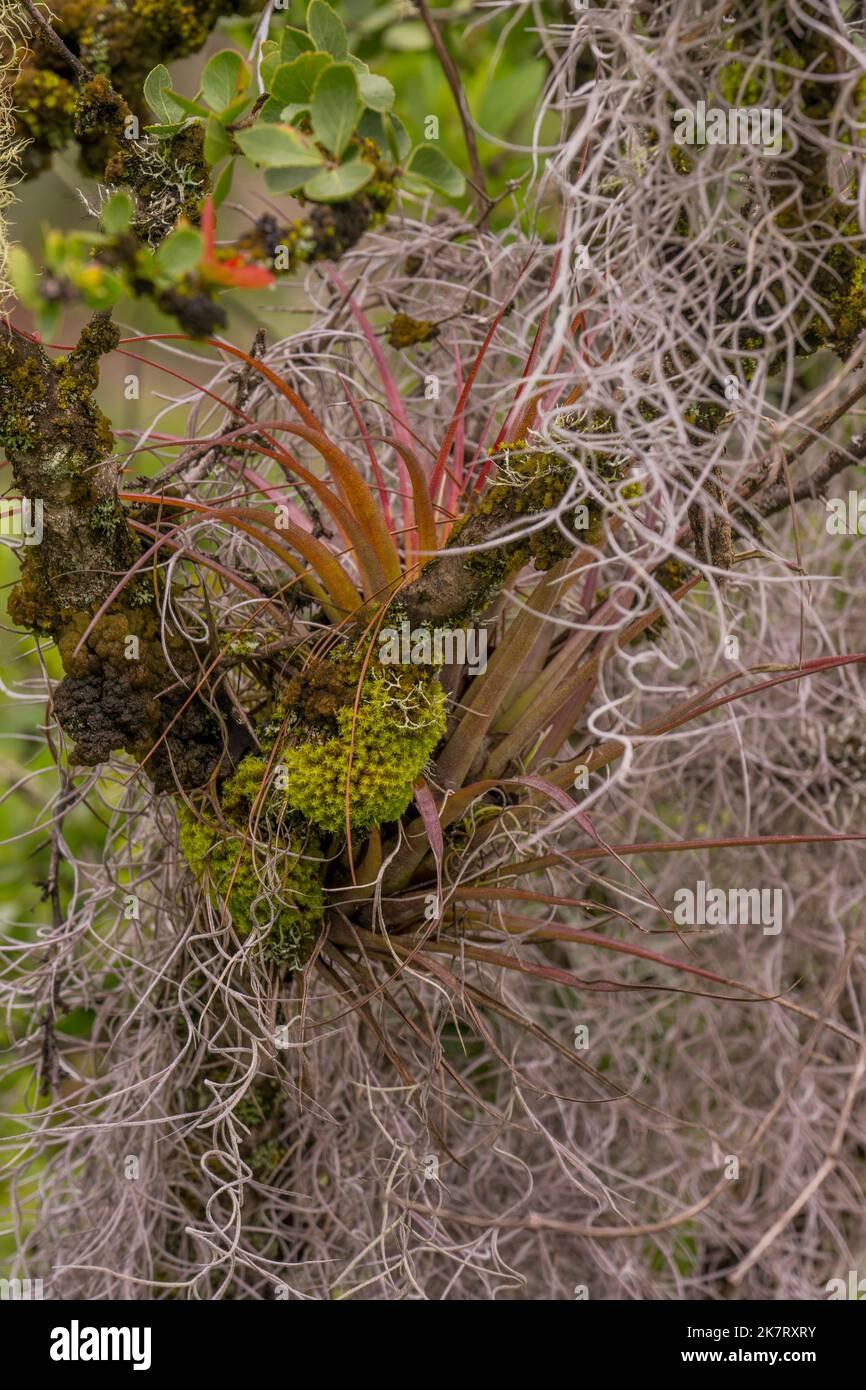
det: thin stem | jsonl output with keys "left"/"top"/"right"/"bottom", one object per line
{"left": 411, "top": 0, "right": 489, "bottom": 224}
{"left": 20, "top": 0, "right": 92, "bottom": 82}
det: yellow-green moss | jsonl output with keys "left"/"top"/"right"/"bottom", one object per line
{"left": 179, "top": 758, "right": 325, "bottom": 969}
{"left": 16, "top": 0, "right": 261, "bottom": 175}
{"left": 280, "top": 666, "right": 446, "bottom": 833}
{"left": 387, "top": 313, "right": 439, "bottom": 350}
{"left": 717, "top": 61, "right": 766, "bottom": 108}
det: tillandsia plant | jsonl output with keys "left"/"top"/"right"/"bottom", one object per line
{"left": 0, "top": 0, "right": 865, "bottom": 1306}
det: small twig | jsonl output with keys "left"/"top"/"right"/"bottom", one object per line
{"left": 754, "top": 430, "right": 866, "bottom": 518}
{"left": 411, "top": 0, "right": 489, "bottom": 225}
{"left": 20, "top": 0, "right": 92, "bottom": 82}
{"left": 35, "top": 772, "right": 77, "bottom": 1096}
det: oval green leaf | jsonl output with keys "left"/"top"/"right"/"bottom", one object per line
{"left": 407, "top": 144, "right": 466, "bottom": 196}
{"left": 212, "top": 159, "right": 235, "bottom": 208}
{"left": 235, "top": 123, "right": 325, "bottom": 168}
{"left": 202, "top": 50, "right": 249, "bottom": 112}
{"left": 310, "top": 62, "right": 360, "bottom": 158}
{"left": 281, "top": 26, "right": 314, "bottom": 61}
{"left": 307, "top": 0, "right": 348, "bottom": 59}
{"left": 358, "top": 72, "right": 395, "bottom": 113}
{"left": 270, "top": 52, "right": 331, "bottom": 106}
{"left": 204, "top": 115, "right": 233, "bottom": 166}
{"left": 154, "top": 227, "right": 204, "bottom": 278}
{"left": 302, "top": 160, "right": 374, "bottom": 202}
{"left": 143, "top": 64, "right": 186, "bottom": 124}
{"left": 265, "top": 166, "right": 315, "bottom": 194}
{"left": 101, "top": 191, "right": 133, "bottom": 236}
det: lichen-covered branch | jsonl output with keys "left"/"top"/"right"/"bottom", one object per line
{"left": 0, "top": 315, "right": 224, "bottom": 788}
{"left": 12, "top": 0, "right": 260, "bottom": 176}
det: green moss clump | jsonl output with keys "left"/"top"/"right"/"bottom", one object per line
{"left": 0, "top": 349, "right": 47, "bottom": 454}
{"left": 179, "top": 760, "right": 325, "bottom": 970}
{"left": 803, "top": 219, "right": 866, "bottom": 359}
{"left": 14, "top": 70, "right": 78, "bottom": 166}
{"left": 644, "top": 556, "right": 692, "bottom": 641}
{"left": 451, "top": 442, "right": 577, "bottom": 579}
{"left": 15, "top": 0, "right": 261, "bottom": 176}
{"left": 89, "top": 496, "right": 124, "bottom": 536}
{"left": 387, "top": 313, "right": 439, "bottom": 350}
{"left": 717, "top": 61, "right": 766, "bottom": 108}
{"left": 249, "top": 1140, "right": 284, "bottom": 1176}
{"left": 280, "top": 664, "right": 447, "bottom": 833}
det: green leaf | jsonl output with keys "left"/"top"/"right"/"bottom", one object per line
{"left": 218, "top": 92, "right": 254, "bottom": 126}
{"left": 143, "top": 64, "right": 186, "bottom": 124}
{"left": 265, "top": 166, "right": 315, "bottom": 194}
{"left": 358, "top": 72, "right": 395, "bottom": 113}
{"left": 279, "top": 103, "right": 309, "bottom": 123}
{"left": 36, "top": 301, "right": 62, "bottom": 339}
{"left": 204, "top": 115, "right": 233, "bottom": 166}
{"left": 100, "top": 191, "right": 133, "bottom": 235}
{"left": 260, "top": 41, "right": 281, "bottom": 90}
{"left": 478, "top": 62, "right": 545, "bottom": 134}
{"left": 155, "top": 227, "right": 204, "bottom": 278}
{"left": 357, "top": 109, "right": 385, "bottom": 144}
{"left": 67, "top": 231, "right": 110, "bottom": 254}
{"left": 384, "top": 112, "right": 411, "bottom": 162}
{"left": 310, "top": 63, "right": 360, "bottom": 158}
{"left": 303, "top": 160, "right": 374, "bottom": 202}
{"left": 407, "top": 144, "right": 466, "bottom": 196}
{"left": 281, "top": 26, "right": 314, "bottom": 61}
{"left": 235, "top": 122, "right": 325, "bottom": 168}
{"left": 259, "top": 97, "right": 287, "bottom": 124}
{"left": 307, "top": 1, "right": 349, "bottom": 59}
{"left": 212, "top": 159, "right": 235, "bottom": 208}
{"left": 144, "top": 122, "right": 184, "bottom": 139}
{"left": 201, "top": 50, "right": 249, "bottom": 112}
{"left": 163, "top": 89, "right": 210, "bottom": 119}
{"left": 270, "top": 52, "right": 331, "bottom": 106}
{"left": 7, "top": 246, "right": 41, "bottom": 310}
